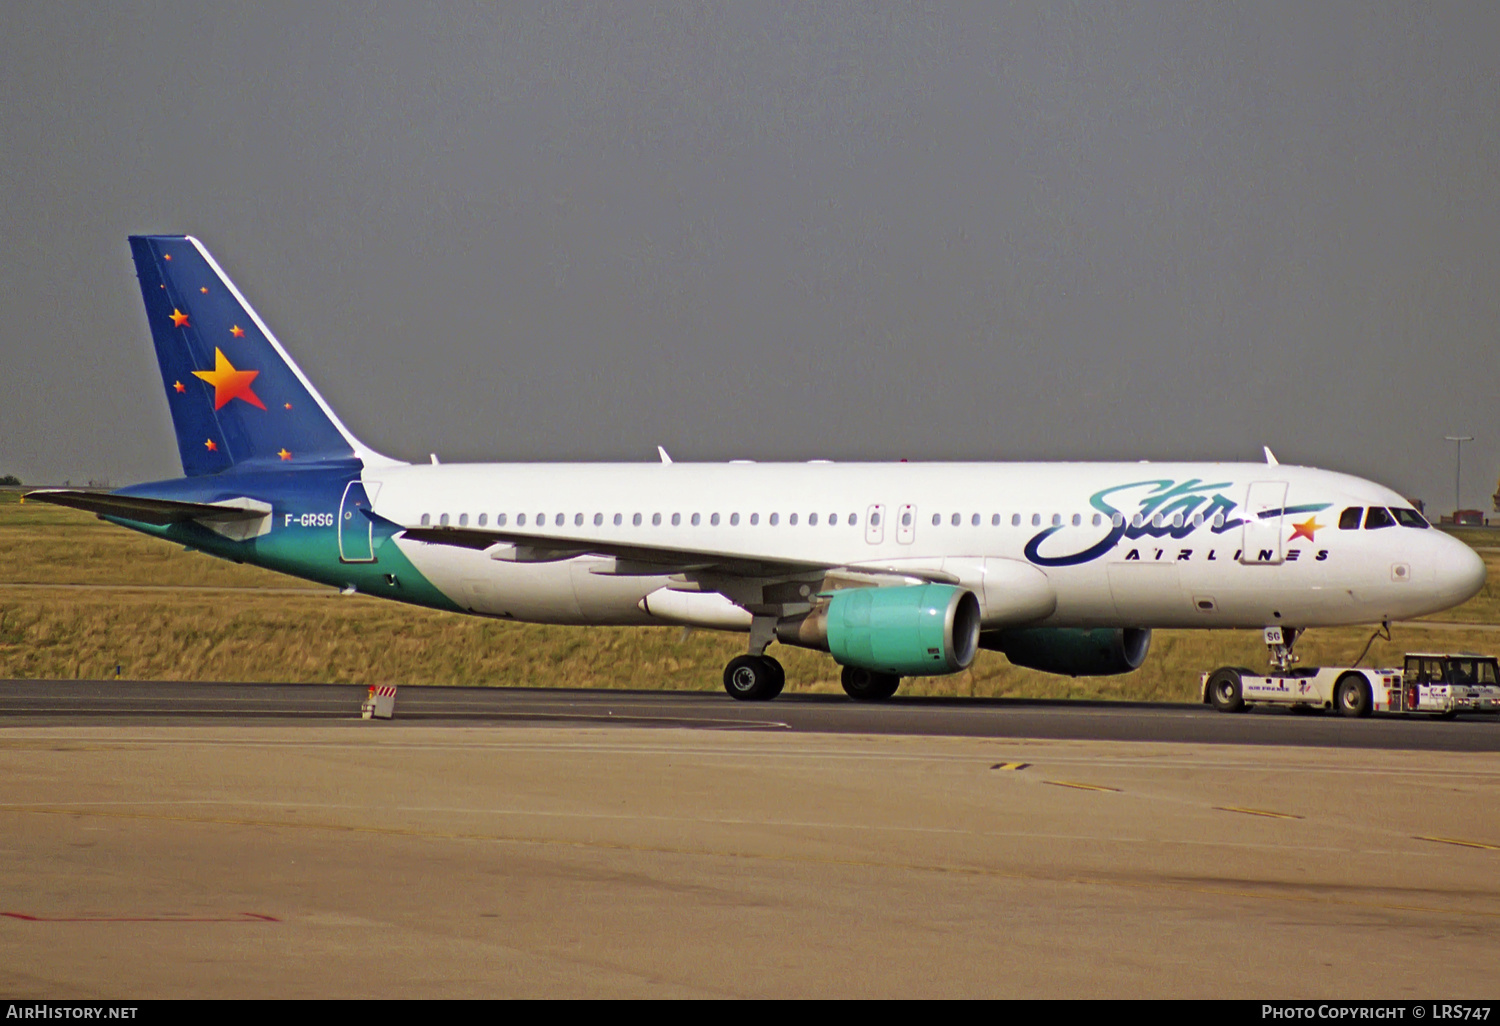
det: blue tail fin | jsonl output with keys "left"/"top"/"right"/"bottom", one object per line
{"left": 130, "top": 235, "right": 387, "bottom": 476}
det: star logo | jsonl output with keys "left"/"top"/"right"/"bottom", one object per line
{"left": 230, "top": 324, "right": 245, "bottom": 338}
{"left": 192, "top": 348, "right": 266, "bottom": 410}
{"left": 170, "top": 308, "right": 190, "bottom": 328}
{"left": 172, "top": 381, "right": 185, "bottom": 393}
{"left": 284, "top": 402, "right": 292, "bottom": 410}
{"left": 200, "top": 287, "right": 208, "bottom": 294}
{"left": 1289, "top": 516, "right": 1323, "bottom": 543}
{"left": 277, "top": 448, "right": 292, "bottom": 461}
{"left": 163, "top": 254, "right": 172, "bottom": 261}
{"left": 204, "top": 438, "right": 217, "bottom": 452}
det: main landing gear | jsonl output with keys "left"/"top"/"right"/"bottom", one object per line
{"left": 840, "top": 665, "right": 901, "bottom": 701}
{"left": 723, "top": 654, "right": 784, "bottom": 701}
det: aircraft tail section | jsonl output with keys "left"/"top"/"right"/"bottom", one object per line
{"left": 128, "top": 235, "right": 393, "bottom": 476}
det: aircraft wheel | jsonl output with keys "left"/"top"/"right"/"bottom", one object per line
{"left": 1335, "top": 673, "right": 1372, "bottom": 718}
{"left": 841, "top": 665, "right": 900, "bottom": 702}
{"left": 724, "top": 655, "right": 780, "bottom": 702}
{"left": 762, "top": 655, "right": 786, "bottom": 699}
{"left": 1207, "top": 667, "right": 1245, "bottom": 713}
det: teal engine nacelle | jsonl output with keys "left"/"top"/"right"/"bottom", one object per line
{"left": 815, "top": 584, "right": 982, "bottom": 676}
{"left": 981, "top": 627, "right": 1151, "bottom": 677}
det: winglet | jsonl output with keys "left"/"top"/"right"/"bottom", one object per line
{"left": 657, "top": 446, "right": 673, "bottom": 464}
{"left": 1263, "top": 446, "right": 1279, "bottom": 466}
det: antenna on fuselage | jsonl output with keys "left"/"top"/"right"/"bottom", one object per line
{"left": 1263, "top": 446, "right": 1279, "bottom": 466}
{"left": 657, "top": 446, "right": 673, "bottom": 464}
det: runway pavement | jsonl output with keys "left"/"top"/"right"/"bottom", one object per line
{"left": 2, "top": 682, "right": 1498, "bottom": 997}
{"left": 1, "top": 678, "right": 1498, "bottom": 751}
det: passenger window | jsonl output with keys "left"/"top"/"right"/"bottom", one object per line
{"left": 652, "top": 513, "right": 662, "bottom": 526}
{"left": 420, "top": 513, "right": 431, "bottom": 526}
{"left": 1071, "top": 513, "right": 1081, "bottom": 527}
{"left": 556, "top": 513, "right": 566, "bottom": 527}
{"left": 517, "top": 513, "right": 527, "bottom": 526}
{"left": 498, "top": 513, "right": 507, "bottom": 526}
{"left": 1093, "top": 513, "right": 1103, "bottom": 527}
{"left": 751, "top": 513, "right": 760, "bottom": 525}
{"left": 1011, "top": 514, "right": 1021, "bottom": 526}
{"left": 459, "top": 513, "right": 469, "bottom": 527}
{"left": 972, "top": 513, "right": 980, "bottom": 526}
{"left": 951, "top": 513, "right": 960, "bottom": 527}
{"left": 709, "top": 513, "right": 719, "bottom": 526}
{"left": 1338, "top": 507, "right": 1362, "bottom": 530}
{"left": 574, "top": 513, "right": 583, "bottom": 526}
{"left": 671, "top": 513, "right": 681, "bottom": 526}
{"left": 1190, "top": 513, "right": 1201, "bottom": 528}
{"left": 478, "top": 513, "right": 488, "bottom": 527}
{"left": 1364, "top": 507, "right": 1395, "bottom": 529}
{"left": 1171, "top": 513, "right": 1183, "bottom": 528}
{"left": 536, "top": 512, "right": 544, "bottom": 525}
{"left": 593, "top": 513, "right": 603, "bottom": 526}
{"left": 1212, "top": 513, "right": 1225, "bottom": 528}
{"left": 1151, "top": 514, "right": 1162, "bottom": 528}
{"left": 848, "top": 513, "right": 858, "bottom": 527}
{"left": 613, "top": 513, "right": 622, "bottom": 526}
{"left": 729, "top": 513, "right": 739, "bottom": 526}
{"left": 1051, "top": 514, "right": 1061, "bottom": 527}
{"left": 809, "top": 513, "right": 818, "bottom": 526}
{"left": 1031, "top": 514, "right": 1041, "bottom": 527}
{"left": 932, "top": 513, "right": 941, "bottom": 526}
{"left": 992, "top": 514, "right": 1001, "bottom": 526}
{"left": 1112, "top": 513, "right": 1125, "bottom": 528}
{"left": 770, "top": 513, "right": 779, "bottom": 526}
{"left": 691, "top": 513, "right": 701, "bottom": 526}
{"left": 871, "top": 512, "right": 881, "bottom": 526}
{"left": 901, "top": 511, "right": 912, "bottom": 527}
{"left": 632, "top": 513, "right": 642, "bottom": 526}
{"left": 440, "top": 513, "right": 450, "bottom": 527}
{"left": 789, "top": 513, "right": 799, "bottom": 526}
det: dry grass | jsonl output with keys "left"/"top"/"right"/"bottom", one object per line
{"left": 1, "top": 492, "right": 1496, "bottom": 700}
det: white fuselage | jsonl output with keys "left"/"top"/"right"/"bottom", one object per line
{"left": 366, "top": 461, "right": 1486, "bottom": 632}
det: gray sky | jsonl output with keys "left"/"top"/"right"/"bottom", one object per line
{"left": 2, "top": 2, "right": 1497, "bottom": 511}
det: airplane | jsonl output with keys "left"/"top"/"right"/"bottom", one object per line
{"left": 30, "top": 235, "right": 1488, "bottom": 702}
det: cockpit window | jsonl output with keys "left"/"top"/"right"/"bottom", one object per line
{"left": 1338, "top": 507, "right": 1362, "bottom": 530}
{"left": 1391, "top": 507, "right": 1429, "bottom": 528}
{"left": 1364, "top": 507, "right": 1395, "bottom": 529}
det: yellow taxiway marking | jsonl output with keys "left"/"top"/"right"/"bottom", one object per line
{"left": 1043, "top": 779, "right": 1120, "bottom": 793}
{"left": 990, "top": 762, "right": 1031, "bottom": 771}
{"left": 1417, "top": 836, "right": 1500, "bottom": 851}
{"left": 1215, "top": 806, "right": 1304, "bottom": 820}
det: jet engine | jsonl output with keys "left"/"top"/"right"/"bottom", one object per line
{"left": 982, "top": 627, "right": 1151, "bottom": 677}
{"left": 778, "top": 583, "right": 981, "bottom": 676}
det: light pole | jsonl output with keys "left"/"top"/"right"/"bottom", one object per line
{"left": 1445, "top": 435, "right": 1473, "bottom": 519}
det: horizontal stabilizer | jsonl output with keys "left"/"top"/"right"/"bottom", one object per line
{"left": 26, "top": 490, "right": 271, "bottom": 526}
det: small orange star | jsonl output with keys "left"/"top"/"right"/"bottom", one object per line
{"left": 172, "top": 381, "right": 185, "bottom": 393}
{"left": 163, "top": 254, "right": 172, "bottom": 261}
{"left": 200, "top": 286, "right": 208, "bottom": 294}
{"left": 1289, "top": 516, "right": 1323, "bottom": 543}
{"left": 284, "top": 402, "right": 292, "bottom": 410}
{"left": 230, "top": 324, "right": 245, "bottom": 338}
{"left": 170, "top": 308, "right": 189, "bottom": 328}
{"left": 159, "top": 283, "right": 165, "bottom": 289}
{"left": 277, "top": 448, "right": 292, "bottom": 461}
{"left": 204, "top": 438, "right": 217, "bottom": 452}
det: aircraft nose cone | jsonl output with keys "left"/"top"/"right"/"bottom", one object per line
{"left": 1436, "top": 536, "right": 1487, "bottom": 608}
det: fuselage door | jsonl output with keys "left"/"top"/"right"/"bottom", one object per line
{"left": 339, "top": 480, "right": 377, "bottom": 563}
{"left": 896, "top": 504, "right": 916, "bottom": 545}
{"left": 865, "top": 504, "right": 886, "bottom": 545}
{"left": 1240, "top": 481, "right": 1288, "bottom": 565}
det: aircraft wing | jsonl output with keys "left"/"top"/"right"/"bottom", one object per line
{"left": 398, "top": 523, "right": 837, "bottom": 578}
{"left": 26, "top": 490, "right": 271, "bottom": 526}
